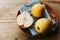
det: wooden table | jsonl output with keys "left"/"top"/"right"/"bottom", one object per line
{"left": 0, "top": 0, "right": 60, "bottom": 40}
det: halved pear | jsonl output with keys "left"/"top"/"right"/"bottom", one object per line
{"left": 17, "top": 11, "right": 33, "bottom": 28}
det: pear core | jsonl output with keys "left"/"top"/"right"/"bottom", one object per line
{"left": 17, "top": 11, "right": 33, "bottom": 28}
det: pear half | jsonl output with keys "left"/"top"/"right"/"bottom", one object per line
{"left": 35, "top": 18, "right": 52, "bottom": 33}
{"left": 17, "top": 11, "right": 33, "bottom": 28}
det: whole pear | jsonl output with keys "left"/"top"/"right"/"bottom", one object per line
{"left": 31, "top": 4, "right": 44, "bottom": 18}
{"left": 35, "top": 18, "right": 52, "bottom": 33}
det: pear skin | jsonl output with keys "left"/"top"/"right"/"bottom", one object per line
{"left": 31, "top": 4, "right": 44, "bottom": 18}
{"left": 35, "top": 18, "right": 52, "bottom": 33}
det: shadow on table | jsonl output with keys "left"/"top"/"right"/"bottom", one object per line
{"left": 18, "top": 26, "right": 59, "bottom": 40}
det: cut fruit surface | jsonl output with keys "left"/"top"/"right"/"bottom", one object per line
{"left": 17, "top": 11, "right": 33, "bottom": 28}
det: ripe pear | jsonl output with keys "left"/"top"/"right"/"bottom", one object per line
{"left": 31, "top": 4, "right": 44, "bottom": 18}
{"left": 17, "top": 11, "right": 33, "bottom": 28}
{"left": 35, "top": 18, "right": 52, "bottom": 33}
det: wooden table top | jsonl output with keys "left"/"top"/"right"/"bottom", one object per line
{"left": 0, "top": 0, "right": 60, "bottom": 40}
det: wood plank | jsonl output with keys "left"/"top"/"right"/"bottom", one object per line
{"left": 0, "top": 20, "right": 16, "bottom": 23}
{"left": 0, "top": 0, "right": 32, "bottom": 20}
{"left": 0, "top": 23, "right": 32, "bottom": 40}
{"left": 0, "top": 23, "right": 20, "bottom": 40}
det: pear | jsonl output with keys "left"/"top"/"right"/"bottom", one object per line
{"left": 35, "top": 18, "right": 52, "bottom": 33}
{"left": 31, "top": 4, "right": 44, "bottom": 18}
{"left": 17, "top": 11, "right": 33, "bottom": 28}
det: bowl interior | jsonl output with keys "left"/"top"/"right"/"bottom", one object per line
{"left": 17, "top": 2, "right": 58, "bottom": 31}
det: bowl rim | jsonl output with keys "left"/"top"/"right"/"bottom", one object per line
{"left": 41, "top": 2, "right": 58, "bottom": 31}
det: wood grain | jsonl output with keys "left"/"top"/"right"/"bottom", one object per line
{"left": 0, "top": 0, "right": 60, "bottom": 40}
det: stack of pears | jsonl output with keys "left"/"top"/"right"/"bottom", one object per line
{"left": 31, "top": 4, "right": 52, "bottom": 33}
{"left": 17, "top": 4, "right": 52, "bottom": 34}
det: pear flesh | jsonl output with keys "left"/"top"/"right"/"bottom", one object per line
{"left": 17, "top": 11, "right": 33, "bottom": 28}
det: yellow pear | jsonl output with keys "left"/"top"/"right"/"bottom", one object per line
{"left": 35, "top": 18, "right": 52, "bottom": 33}
{"left": 31, "top": 4, "right": 44, "bottom": 18}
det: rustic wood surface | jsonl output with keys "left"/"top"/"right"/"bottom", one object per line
{"left": 0, "top": 0, "right": 60, "bottom": 40}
